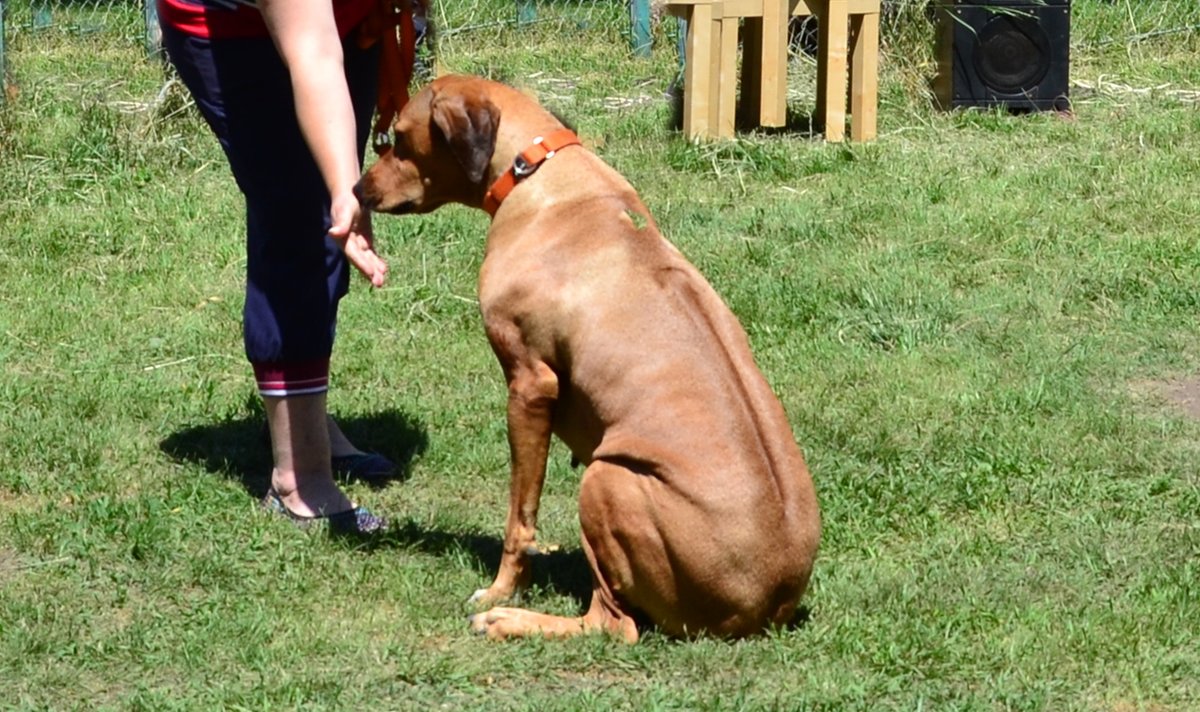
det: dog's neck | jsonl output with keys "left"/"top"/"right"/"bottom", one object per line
{"left": 482, "top": 126, "right": 581, "bottom": 217}
{"left": 489, "top": 116, "right": 572, "bottom": 175}
{"left": 480, "top": 97, "right": 583, "bottom": 213}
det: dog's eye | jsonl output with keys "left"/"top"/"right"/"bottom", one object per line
{"left": 390, "top": 130, "right": 410, "bottom": 157}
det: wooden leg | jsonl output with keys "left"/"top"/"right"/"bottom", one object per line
{"left": 850, "top": 10, "right": 879, "bottom": 141}
{"left": 705, "top": 9, "right": 725, "bottom": 136}
{"left": 816, "top": 0, "right": 848, "bottom": 142}
{"left": 682, "top": 3, "right": 717, "bottom": 139}
{"left": 716, "top": 16, "right": 739, "bottom": 137}
{"left": 759, "top": 0, "right": 788, "bottom": 127}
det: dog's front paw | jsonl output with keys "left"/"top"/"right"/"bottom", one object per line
{"left": 468, "top": 606, "right": 587, "bottom": 641}
{"left": 468, "top": 607, "right": 518, "bottom": 640}
{"left": 469, "top": 564, "right": 538, "bottom": 607}
{"left": 468, "top": 585, "right": 516, "bottom": 607}
{"left": 467, "top": 607, "right": 545, "bottom": 640}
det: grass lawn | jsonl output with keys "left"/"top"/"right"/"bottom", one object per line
{"left": 1, "top": 1, "right": 1198, "bottom": 709}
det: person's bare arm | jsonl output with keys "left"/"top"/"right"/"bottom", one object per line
{"left": 260, "top": 0, "right": 388, "bottom": 287}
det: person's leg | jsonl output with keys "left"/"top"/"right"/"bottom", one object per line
{"left": 242, "top": 193, "right": 348, "bottom": 515}
{"left": 264, "top": 393, "right": 352, "bottom": 516}
{"left": 161, "top": 25, "right": 385, "bottom": 519}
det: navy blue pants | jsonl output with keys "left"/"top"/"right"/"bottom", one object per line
{"left": 161, "top": 23, "right": 379, "bottom": 396}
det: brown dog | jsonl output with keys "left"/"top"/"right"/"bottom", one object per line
{"left": 356, "top": 75, "right": 820, "bottom": 642}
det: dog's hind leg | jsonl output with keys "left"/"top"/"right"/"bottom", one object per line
{"left": 467, "top": 461, "right": 650, "bottom": 642}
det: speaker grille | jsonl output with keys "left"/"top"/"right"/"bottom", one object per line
{"left": 974, "top": 15, "right": 1052, "bottom": 93}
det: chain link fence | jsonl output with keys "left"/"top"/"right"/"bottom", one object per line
{"left": 1, "top": 0, "right": 1198, "bottom": 101}
{"left": 1, "top": 0, "right": 146, "bottom": 43}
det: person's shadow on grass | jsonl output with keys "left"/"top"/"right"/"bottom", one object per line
{"left": 157, "top": 404, "right": 594, "bottom": 606}
{"left": 159, "top": 402, "right": 429, "bottom": 497}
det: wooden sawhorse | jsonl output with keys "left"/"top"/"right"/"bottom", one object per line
{"left": 665, "top": 0, "right": 880, "bottom": 142}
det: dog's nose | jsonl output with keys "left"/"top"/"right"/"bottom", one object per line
{"left": 353, "top": 180, "right": 382, "bottom": 211}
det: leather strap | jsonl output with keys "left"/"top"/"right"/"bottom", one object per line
{"left": 359, "top": 0, "right": 419, "bottom": 156}
{"left": 483, "top": 129, "right": 582, "bottom": 217}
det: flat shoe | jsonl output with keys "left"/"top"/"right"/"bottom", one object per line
{"left": 261, "top": 488, "right": 387, "bottom": 535}
{"left": 331, "top": 452, "right": 397, "bottom": 481}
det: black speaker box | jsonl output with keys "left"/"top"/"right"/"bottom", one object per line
{"left": 933, "top": 0, "right": 1071, "bottom": 112}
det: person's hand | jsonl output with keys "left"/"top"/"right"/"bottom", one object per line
{"left": 329, "top": 190, "right": 388, "bottom": 288}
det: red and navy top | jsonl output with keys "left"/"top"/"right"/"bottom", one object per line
{"left": 158, "top": 0, "right": 375, "bottom": 39}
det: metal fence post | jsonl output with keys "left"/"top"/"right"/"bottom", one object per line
{"left": 676, "top": 16, "right": 687, "bottom": 71}
{"left": 33, "top": 0, "right": 50, "bottom": 30}
{"left": 630, "top": 0, "right": 652, "bottom": 57}
{"left": 516, "top": 0, "right": 536, "bottom": 27}
{"left": 0, "top": 0, "right": 5, "bottom": 107}
{"left": 144, "top": 0, "right": 162, "bottom": 58}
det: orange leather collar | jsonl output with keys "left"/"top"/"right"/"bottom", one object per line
{"left": 483, "top": 129, "right": 581, "bottom": 217}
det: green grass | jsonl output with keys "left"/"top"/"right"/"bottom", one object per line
{"left": 2, "top": 1, "right": 1199, "bottom": 709}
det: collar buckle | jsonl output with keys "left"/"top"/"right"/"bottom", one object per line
{"left": 512, "top": 153, "right": 537, "bottom": 178}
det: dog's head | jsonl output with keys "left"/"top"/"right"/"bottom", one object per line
{"left": 356, "top": 76, "right": 500, "bottom": 215}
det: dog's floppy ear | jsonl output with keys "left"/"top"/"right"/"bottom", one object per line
{"left": 431, "top": 91, "right": 499, "bottom": 185}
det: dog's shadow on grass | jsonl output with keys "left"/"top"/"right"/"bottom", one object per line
{"left": 363, "top": 522, "right": 812, "bottom": 632}
{"left": 363, "top": 518, "right": 596, "bottom": 609}
{"left": 159, "top": 407, "right": 428, "bottom": 497}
